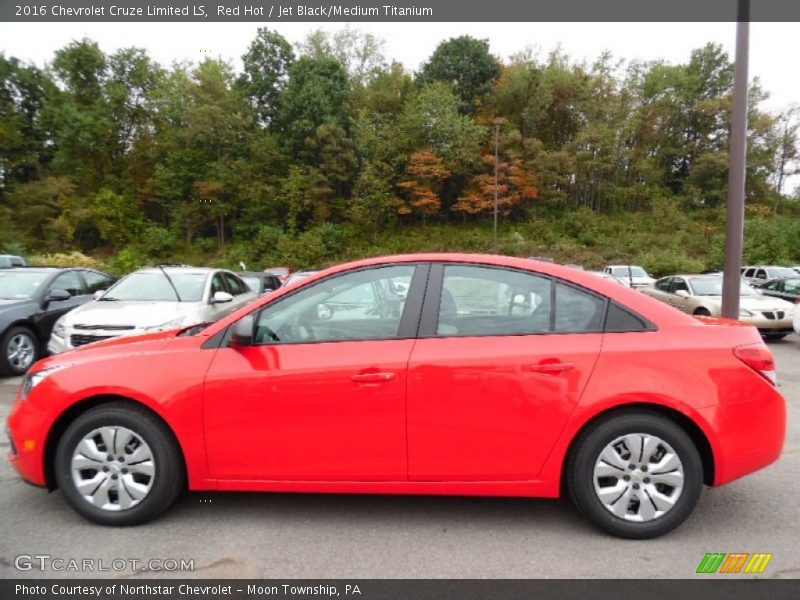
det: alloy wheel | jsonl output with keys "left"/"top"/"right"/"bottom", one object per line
{"left": 7, "top": 332, "right": 35, "bottom": 371}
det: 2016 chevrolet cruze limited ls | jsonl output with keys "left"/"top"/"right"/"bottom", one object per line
{"left": 5, "top": 255, "right": 786, "bottom": 538}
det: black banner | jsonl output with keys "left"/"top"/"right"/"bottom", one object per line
{"left": 3, "top": 580, "right": 800, "bottom": 600}
{"left": 3, "top": 0, "right": 800, "bottom": 23}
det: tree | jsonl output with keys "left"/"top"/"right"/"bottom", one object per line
{"left": 402, "top": 82, "right": 486, "bottom": 175}
{"left": 239, "top": 28, "right": 294, "bottom": 126}
{"left": 453, "top": 152, "right": 538, "bottom": 216}
{"left": 279, "top": 56, "right": 349, "bottom": 161}
{"left": 397, "top": 150, "right": 451, "bottom": 218}
{"left": 769, "top": 106, "right": 800, "bottom": 213}
{"left": 299, "top": 26, "right": 387, "bottom": 88}
{"left": 418, "top": 36, "right": 501, "bottom": 113}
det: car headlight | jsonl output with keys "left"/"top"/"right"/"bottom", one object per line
{"left": 739, "top": 309, "right": 754, "bottom": 317}
{"left": 143, "top": 316, "right": 186, "bottom": 332}
{"left": 52, "top": 316, "right": 67, "bottom": 338}
{"left": 21, "top": 365, "right": 70, "bottom": 399}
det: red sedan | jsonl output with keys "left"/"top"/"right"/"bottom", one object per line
{"left": 5, "top": 254, "right": 786, "bottom": 538}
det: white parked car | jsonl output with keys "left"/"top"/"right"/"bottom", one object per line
{"left": 48, "top": 267, "right": 257, "bottom": 353}
{"left": 603, "top": 265, "right": 656, "bottom": 289}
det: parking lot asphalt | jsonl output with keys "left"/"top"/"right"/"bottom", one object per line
{"left": 0, "top": 337, "right": 798, "bottom": 580}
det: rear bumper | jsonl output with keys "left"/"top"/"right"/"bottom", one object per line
{"left": 702, "top": 380, "right": 787, "bottom": 486}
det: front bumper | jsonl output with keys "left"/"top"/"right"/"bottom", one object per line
{"left": 740, "top": 315, "right": 794, "bottom": 334}
{"left": 6, "top": 395, "right": 48, "bottom": 487}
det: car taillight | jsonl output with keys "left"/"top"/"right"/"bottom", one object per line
{"left": 734, "top": 344, "right": 777, "bottom": 385}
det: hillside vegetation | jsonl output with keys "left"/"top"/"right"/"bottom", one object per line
{"left": 1, "top": 28, "right": 799, "bottom": 275}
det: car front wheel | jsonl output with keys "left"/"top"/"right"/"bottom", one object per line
{"left": 568, "top": 411, "right": 703, "bottom": 539}
{"left": 0, "top": 326, "right": 38, "bottom": 376}
{"left": 55, "top": 402, "right": 184, "bottom": 526}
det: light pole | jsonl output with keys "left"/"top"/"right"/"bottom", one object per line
{"left": 721, "top": 0, "right": 750, "bottom": 319}
{"left": 493, "top": 117, "right": 504, "bottom": 254}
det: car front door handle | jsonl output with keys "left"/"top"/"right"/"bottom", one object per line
{"left": 351, "top": 371, "right": 396, "bottom": 384}
{"left": 527, "top": 362, "right": 575, "bottom": 375}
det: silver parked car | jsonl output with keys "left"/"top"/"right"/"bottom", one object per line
{"left": 48, "top": 267, "right": 257, "bottom": 353}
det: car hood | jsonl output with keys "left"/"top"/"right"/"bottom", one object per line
{"left": 35, "top": 329, "right": 179, "bottom": 370}
{"left": 64, "top": 300, "right": 203, "bottom": 327}
{"left": 0, "top": 298, "right": 33, "bottom": 311}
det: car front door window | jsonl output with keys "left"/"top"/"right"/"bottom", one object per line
{"left": 254, "top": 265, "right": 416, "bottom": 344}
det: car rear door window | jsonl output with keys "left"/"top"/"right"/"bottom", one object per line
{"left": 755, "top": 269, "right": 767, "bottom": 280}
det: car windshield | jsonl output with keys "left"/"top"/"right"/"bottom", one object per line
{"left": 102, "top": 272, "right": 208, "bottom": 302}
{"left": 0, "top": 271, "right": 51, "bottom": 299}
{"left": 611, "top": 266, "right": 647, "bottom": 277}
{"left": 768, "top": 267, "right": 797, "bottom": 279}
{"left": 242, "top": 276, "right": 261, "bottom": 292}
{"left": 689, "top": 278, "right": 758, "bottom": 296}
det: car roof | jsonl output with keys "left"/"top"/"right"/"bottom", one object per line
{"left": 200, "top": 253, "right": 698, "bottom": 340}
{"left": 238, "top": 271, "right": 274, "bottom": 277}
{"left": 137, "top": 267, "right": 217, "bottom": 275}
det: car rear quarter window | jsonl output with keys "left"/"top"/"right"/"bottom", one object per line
{"left": 604, "top": 303, "right": 651, "bottom": 332}
{"left": 554, "top": 283, "right": 605, "bottom": 332}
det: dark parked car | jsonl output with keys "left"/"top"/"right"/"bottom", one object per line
{"left": 755, "top": 277, "right": 800, "bottom": 304}
{"left": 0, "top": 267, "right": 115, "bottom": 376}
{"left": 239, "top": 271, "right": 282, "bottom": 295}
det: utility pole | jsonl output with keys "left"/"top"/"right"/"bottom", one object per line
{"left": 721, "top": 0, "right": 750, "bottom": 319}
{"left": 493, "top": 117, "right": 504, "bottom": 254}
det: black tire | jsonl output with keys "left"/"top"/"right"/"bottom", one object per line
{"left": 764, "top": 333, "right": 788, "bottom": 341}
{"left": 567, "top": 410, "right": 703, "bottom": 539}
{"left": 54, "top": 402, "right": 185, "bottom": 526}
{"left": 693, "top": 308, "right": 711, "bottom": 317}
{"left": 0, "top": 325, "right": 39, "bottom": 376}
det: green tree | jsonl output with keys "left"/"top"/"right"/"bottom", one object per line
{"left": 239, "top": 28, "right": 294, "bottom": 126}
{"left": 418, "top": 36, "right": 501, "bottom": 113}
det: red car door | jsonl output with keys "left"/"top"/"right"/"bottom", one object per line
{"left": 203, "top": 264, "right": 426, "bottom": 481}
{"left": 407, "top": 264, "right": 604, "bottom": 481}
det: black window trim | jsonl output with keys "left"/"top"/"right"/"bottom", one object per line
{"left": 417, "top": 261, "right": 656, "bottom": 339}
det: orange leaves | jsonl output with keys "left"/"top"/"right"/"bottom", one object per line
{"left": 453, "top": 152, "right": 539, "bottom": 215}
{"left": 397, "top": 150, "right": 451, "bottom": 216}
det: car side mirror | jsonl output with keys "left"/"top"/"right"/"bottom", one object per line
{"left": 47, "top": 289, "right": 71, "bottom": 302}
{"left": 93, "top": 290, "right": 105, "bottom": 300}
{"left": 675, "top": 290, "right": 690, "bottom": 298}
{"left": 211, "top": 291, "right": 233, "bottom": 304}
{"left": 231, "top": 315, "right": 254, "bottom": 346}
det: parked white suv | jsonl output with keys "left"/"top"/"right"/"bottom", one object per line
{"left": 602, "top": 265, "right": 656, "bottom": 289}
{"left": 741, "top": 265, "right": 798, "bottom": 285}
{"left": 48, "top": 267, "right": 256, "bottom": 353}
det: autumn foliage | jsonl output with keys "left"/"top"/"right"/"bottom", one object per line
{"left": 397, "top": 150, "right": 451, "bottom": 216}
{"left": 453, "top": 153, "right": 539, "bottom": 215}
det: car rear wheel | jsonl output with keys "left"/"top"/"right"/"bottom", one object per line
{"left": 0, "top": 326, "right": 38, "bottom": 376}
{"left": 55, "top": 402, "right": 184, "bottom": 526}
{"left": 567, "top": 411, "right": 703, "bottom": 539}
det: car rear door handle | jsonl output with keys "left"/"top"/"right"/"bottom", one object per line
{"left": 351, "top": 371, "right": 396, "bottom": 384}
{"left": 527, "top": 362, "right": 575, "bottom": 375}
